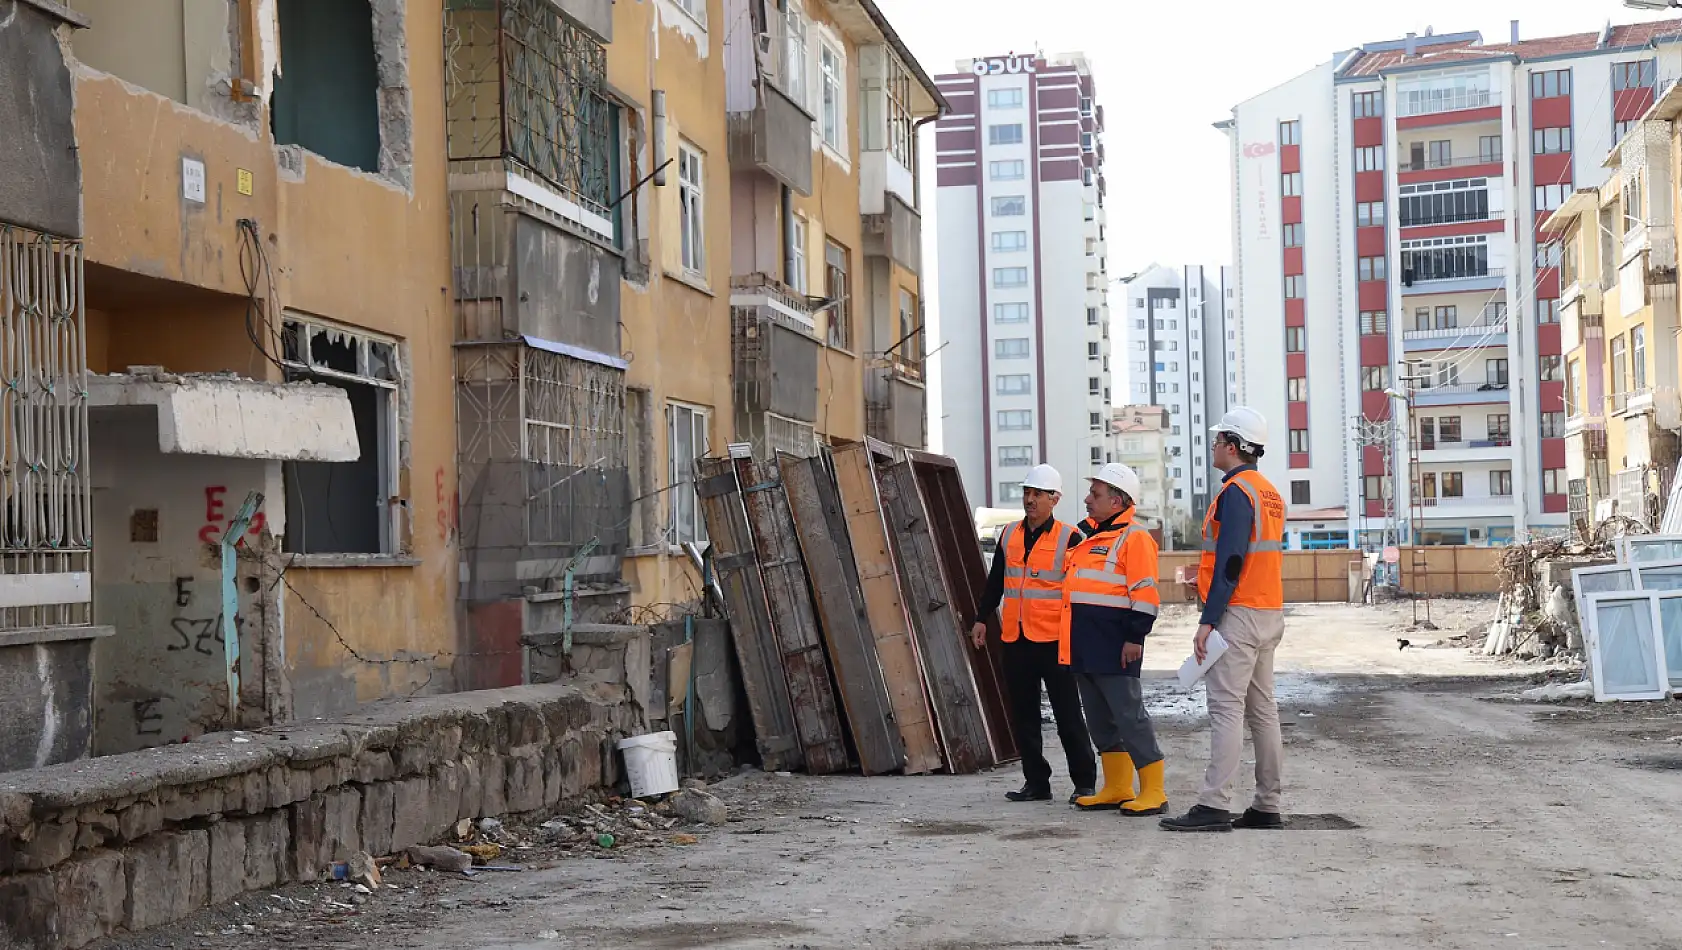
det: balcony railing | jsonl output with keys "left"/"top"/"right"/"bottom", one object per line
{"left": 1399, "top": 210, "right": 1500, "bottom": 229}
{"left": 1419, "top": 437, "right": 1512, "bottom": 450}
{"left": 1398, "top": 152, "right": 1503, "bottom": 173}
{"left": 1403, "top": 319, "right": 1507, "bottom": 341}
{"left": 1402, "top": 266, "right": 1506, "bottom": 287}
{"left": 1414, "top": 382, "right": 1510, "bottom": 395}
{"left": 1398, "top": 88, "right": 1498, "bottom": 119}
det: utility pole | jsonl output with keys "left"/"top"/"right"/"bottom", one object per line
{"left": 1388, "top": 376, "right": 1434, "bottom": 631}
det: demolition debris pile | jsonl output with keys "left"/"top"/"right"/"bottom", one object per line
{"left": 1483, "top": 517, "right": 1647, "bottom": 660}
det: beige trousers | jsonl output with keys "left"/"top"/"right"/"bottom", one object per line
{"left": 1196, "top": 605, "right": 1286, "bottom": 813}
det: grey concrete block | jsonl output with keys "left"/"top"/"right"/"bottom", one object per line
{"left": 456, "top": 755, "right": 483, "bottom": 822}
{"left": 359, "top": 782, "right": 395, "bottom": 857}
{"left": 506, "top": 702, "right": 546, "bottom": 748}
{"left": 0, "top": 870, "right": 57, "bottom": 948}
{"left": 352, "top": 750, "right": 395, "bottom": 784}
{"left": 543, "top": 747, "right": 565, "bottom": 808}
{"left": 117, "top": 800, "right": 161, "bottom": 842}
{"left": 124, "top": 830, "right": 208, "bottom": 932}
{"left": 288, "top": 796, "right": 326, "bottom": 882}
{"left": 322, "top": 787, "right": 361, "bottom": 864}
{"left": 208, "top": 820, "right": 247, "bottom": 905}
{"left": 505, "top": 754, "right": 543, "bottom": 813}
{"left": 7, "top": 816, "right": 75, "bottom": 871}
{"left": 427, "top": 766, "right": 461, "bottom": 841}
{"left": 243, "top": 812, "right": 289, "bottom": 891}
{"left": 237, "top": 769, "right": 269, "bottom": 814}
{"left": 53, "top": 849, "right": 125, "bottom": 948}
{"left": 390, "top": 778, "right": 428, "bottom": 851}
{"left": 560, "top": 736, "right": 586, "bottom": 800}
{"left": 479, "top": 753, "right": 507, "bottom": 817}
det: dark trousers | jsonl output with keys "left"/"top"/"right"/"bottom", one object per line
{"left": 1002, "top": 637, "right": 1097, "bottom": 791}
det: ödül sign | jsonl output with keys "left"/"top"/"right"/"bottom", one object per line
{"left": 972, "top": 56, "right": 1039, "bottom": 76}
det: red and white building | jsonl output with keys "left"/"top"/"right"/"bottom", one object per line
{"left": 1222, "top": 19, "right": 1682, "bottom": 548}
{"left": 933, "top": 53, "right": 1112, "bottom": 524}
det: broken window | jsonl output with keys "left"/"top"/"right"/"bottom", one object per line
{"left": 280, "top": 317, "right": 401, "bottom": 555}
{"left": 626, "top": 388, "right": 659, "bottom": 551}
{"left": 272, "top": 0, "right": 382, "bottom": 173}
{"left": 69, "top": 0, "right": 242, "bottom": 114}
{"left": 668, "top": 403, "right": 710, "bottom": 547}
{"left": 825, "top": 241, "right": 851, "bottom": 349}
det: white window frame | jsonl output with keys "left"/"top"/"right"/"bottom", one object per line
{"left": 790, "top": 215, "right": 808, "bottom": 294}
{"left": 989, "top": 159, "right": 1025, "bottom": 181}
{"left": 987, "top": 88, "right": 1024, "bottom": 110}
{"left": 997, "top": 409, "right": 1033, "bottom": 430}
{"left": 1581, "top": 592, "right": 1673, "bottom": 701}
{"left": 991, "top": 195, "right": 1026, "bottom": 217}
{"left": 996, "top": 374, "right": 1032, "bottom": 395}
{"left": 667, "top": 402, "right": 711, "bottom": 548}
{"left": 995, "top": 337, "right": 1030, "bottom": 360}
{"left": 671, "top": 0, "right": 707, "bottom": 26}
{"left": 992, "top": 230, "right": 1029, "bottom": 253}
{"left": 819, "top": 39, "right": 845, "bottom": 153}
{"left": 994, "top": 302, "right": 1030, "bottom": 324}
{"left": 678, "top": 143, "right": 706, "bottom": 276}
{"left": 989, "top": 124, "right": 1025, "bottom": 146}
{"left": 782, "top": 0, "right": 808, "bottom": 107}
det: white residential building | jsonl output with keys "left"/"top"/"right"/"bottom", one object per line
{"left": 1120, "top": 264, "right": 1234, "bottom": 539}
{"left": 1221, "top": 18, "right": 1682, "bottom": 549}
{"left": 933, "top": 52, "right": 1112, "bottom": 524}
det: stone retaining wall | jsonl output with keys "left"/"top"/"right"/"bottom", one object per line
{"left": 0, "top": 684, "right": 642, "bottom": 949}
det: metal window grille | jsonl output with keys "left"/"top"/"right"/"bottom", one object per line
{"left": 0, "top": 224, "right": 91, "bottom": 629}
{"left": 444, "top": 0, "right": 613, "bottom": 214}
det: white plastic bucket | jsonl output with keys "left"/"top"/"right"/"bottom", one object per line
{"left": 616, "top": 731, "right": 680, "bottom": 798}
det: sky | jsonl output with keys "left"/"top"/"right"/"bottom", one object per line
{"left": 887, "top": 0, "right": 1676, "bottom": 451}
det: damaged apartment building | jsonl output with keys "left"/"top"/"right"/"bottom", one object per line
{"left": 0, "top": 0, "right": 946, "bottom": 772}
{"left": 0, "top": 0, "right": 459, "bottom": 770}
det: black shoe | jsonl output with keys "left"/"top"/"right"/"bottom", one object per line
{"left": 1160, "top": 805, "right": 1235, "bottom": 833}
{"left": 1232, "top": 808, "right": 1284, "bottom": 830}
{"left": 1068, "top": 787, "right": 1095, "bottom": 805}
{"left": 1005, "top": 784, "right": 1053, "bottom": 802}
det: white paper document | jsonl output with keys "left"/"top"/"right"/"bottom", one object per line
{"left": 1177, "top": 630, "right": 1230, "bottom": 689}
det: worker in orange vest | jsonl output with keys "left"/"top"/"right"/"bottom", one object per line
{"left": 1163, "top": 407, "right": 1288, "bottom": 833}
{"left": 1060, "top": 463, "right": 1169, "bottom": 817}
{"left": 971, "top": 465, "right": 1097, "bottom": 804}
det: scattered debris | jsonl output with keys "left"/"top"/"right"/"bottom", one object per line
{"left": 405, "top": 845, "right": 474, "bottom": 874}
{"left": 672, "top": 787, "right": 729, "bottom": 826}
{"left": 1522, "top": 680, "right": 1595, "bottom": 702}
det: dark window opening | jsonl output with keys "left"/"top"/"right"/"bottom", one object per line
{"left": 283, "top": 380, "right": 388, "bottom": 555}
{"left": 272, "top": 0, "right": 382, "bottom": 173}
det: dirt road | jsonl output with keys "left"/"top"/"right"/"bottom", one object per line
{"left": 107, "top": 601, "right": 1682, "bottom": 950}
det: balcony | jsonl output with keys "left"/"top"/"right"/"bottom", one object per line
{"left": 728, "top": 79, "right": 815, "bottom": 196}
{"left": 1412, "top": 383, "right": 1512, "bottom": 407}
{"left": 1397, "top": 152, "right": 1505, "bottom": 185}
{"left": 1415, "top": 495, "right": 1519, "bottom": 519}
{"left": 1621, "top": 386, "right": 1682, "bottom": 429}
{"left": 1401, "top": 267, "right": 1506, "bottom": 297}
{"left": 1403, "top": 320, "right": 1508, "bottom": 353}
{"left": 863, "top": 193, "right": 922, "bottom": 275}
{"left": 866, "top": 373, "right": 927, "bottom": 450}
{"left": 1624, "top": 222, "right": 1678, "bottom": 273}
{"left": 731, "top": 274, "right": 821, "bottom": 425}
{"left": 1418, "top": 439, "right": 1514, "bottom": 462}
{"left": 1396, "top": 88, "right": 1502, "bottom": 130}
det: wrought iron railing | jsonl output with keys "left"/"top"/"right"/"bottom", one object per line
{"left": 445, "top": 0, "right": 614, "bottom": 215}
{"left": 0, "top": 224, "right": 91, "bottom": 629}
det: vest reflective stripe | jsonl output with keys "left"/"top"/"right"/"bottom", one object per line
{"left": 1057, "top": 514, "right": 1164, "bottom": 665}
{"left": 1001, "top": 519, "right": 1075, "bottom": 644}
{"left": 1197, "top": 469, "right": 1286, "bottom": 611}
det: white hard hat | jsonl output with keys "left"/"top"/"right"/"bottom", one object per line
{"left": 1022, "top": 463, "right": 1063, "bottom": 494}
{"left": 1092, "top": 462, "right": 1142, "bottom": 501}
{"left": 1211, "top": 406, "right": 1269, "bottom": 447}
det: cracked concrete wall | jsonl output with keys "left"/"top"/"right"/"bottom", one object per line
{"left": 0, "top": 2, "right": 81, "bottom": 237}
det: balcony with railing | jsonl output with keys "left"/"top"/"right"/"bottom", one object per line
{"left": 1414, "top": 493, "right": 1519, "bottom": 518}
{"left": 1418, "top": 438, "right": 1514, "bottom": 462}
{"left": 1403, "top": 318, "right": 1508, "bottom": 352}
{"left": 1412, "top": 382, "right": 1513, "bottom": 407}
{"left": 1397, "top": 150, "right": 1505, "bottom": 185}
{"left": 724, "top": 1, "right": 815, "bottom": 195}
{"left": 1401, "top": 265, "right": 1506, "bottom": 297}
{"left": 1396, "top": 81, "right": 1502, "bottom": 130}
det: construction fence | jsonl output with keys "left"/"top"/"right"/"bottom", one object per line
{"left": 1159, "top": 545, "right": 1504, "bottom": 604}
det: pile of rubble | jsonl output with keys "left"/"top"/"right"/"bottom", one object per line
{"left": 1481, "top": 518, "right": 1645, "bottom": 660}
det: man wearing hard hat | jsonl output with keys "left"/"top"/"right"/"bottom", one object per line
{"left": 1162, "top": 407, "right": 1288, "bottom": 833}
{"left": 1059, "top": 462, "right": 1169, "bottom": 817}
{"left": 969, "top": 464, "right": 1097, "bottom": 804}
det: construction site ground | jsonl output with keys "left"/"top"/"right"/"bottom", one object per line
{"left": 100, "top": 599, "right": 1682, "bottom": 950}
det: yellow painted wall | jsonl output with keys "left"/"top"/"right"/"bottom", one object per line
{"left": 71, "top": 2, "right": 459, "bottom": 713}
{"left": 611, "top": 0, "right": 734, "bottom": 611}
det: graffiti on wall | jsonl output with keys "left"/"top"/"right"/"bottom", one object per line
{"left": 198, "top": 485, "right": 268, "bottom": 544}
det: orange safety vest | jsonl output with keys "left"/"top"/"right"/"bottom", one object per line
{"left": 1197, "top": 469, "right": 1286, "bottom": 611}
{"left": 1057, "top": 512, "right": 1162, "bottom": 665}
{"left": 998, "top": 518, "right": 1077, "bottom": 646}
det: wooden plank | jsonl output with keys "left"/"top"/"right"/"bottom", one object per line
{"left": 734, "top": 457, "right": 851, "bottom": 775}
{"left": 830, "top": 443, "right": 942, "bottom": 775}
{"left": 694, "top": 457, "right": 803, "bottom": 772}
{"left": 780, "top": 453, "right": 908, "bottom": 775}
{"left": 908, "top": 456, "right": 1019, "bottom": 765}
{"left": 878, "top": 460, "right": 993, "bottom": 774}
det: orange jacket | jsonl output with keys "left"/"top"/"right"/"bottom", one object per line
{"left": 998, "top": 518, "right": 1077, "bottom": 645}
{"left": 1197, "top": 469, "right": 1286, "bottom": 611}
{"left": 1058, "top": 510, "right": 1161, "bottom": 668}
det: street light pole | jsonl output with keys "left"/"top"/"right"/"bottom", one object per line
{"left": 1387, "top": 377, "right": 1435, "bottom": 630}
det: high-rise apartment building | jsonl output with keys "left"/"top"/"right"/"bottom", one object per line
{"left": 1120, "top": 264, "right": 1236, "bottom": 540}
{"left": 934, "top": 53, "right": 1112, "bottom": 524}
{"left": 1222, "top": 19, "right": 1682, "bottom": 549}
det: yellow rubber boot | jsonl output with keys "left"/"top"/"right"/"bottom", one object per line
{"left": 1074, "top": 753, "right": 1136, "bottom": 810}
{"left": 1120, "top": 759, "right": 1168, "bottom": 816}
